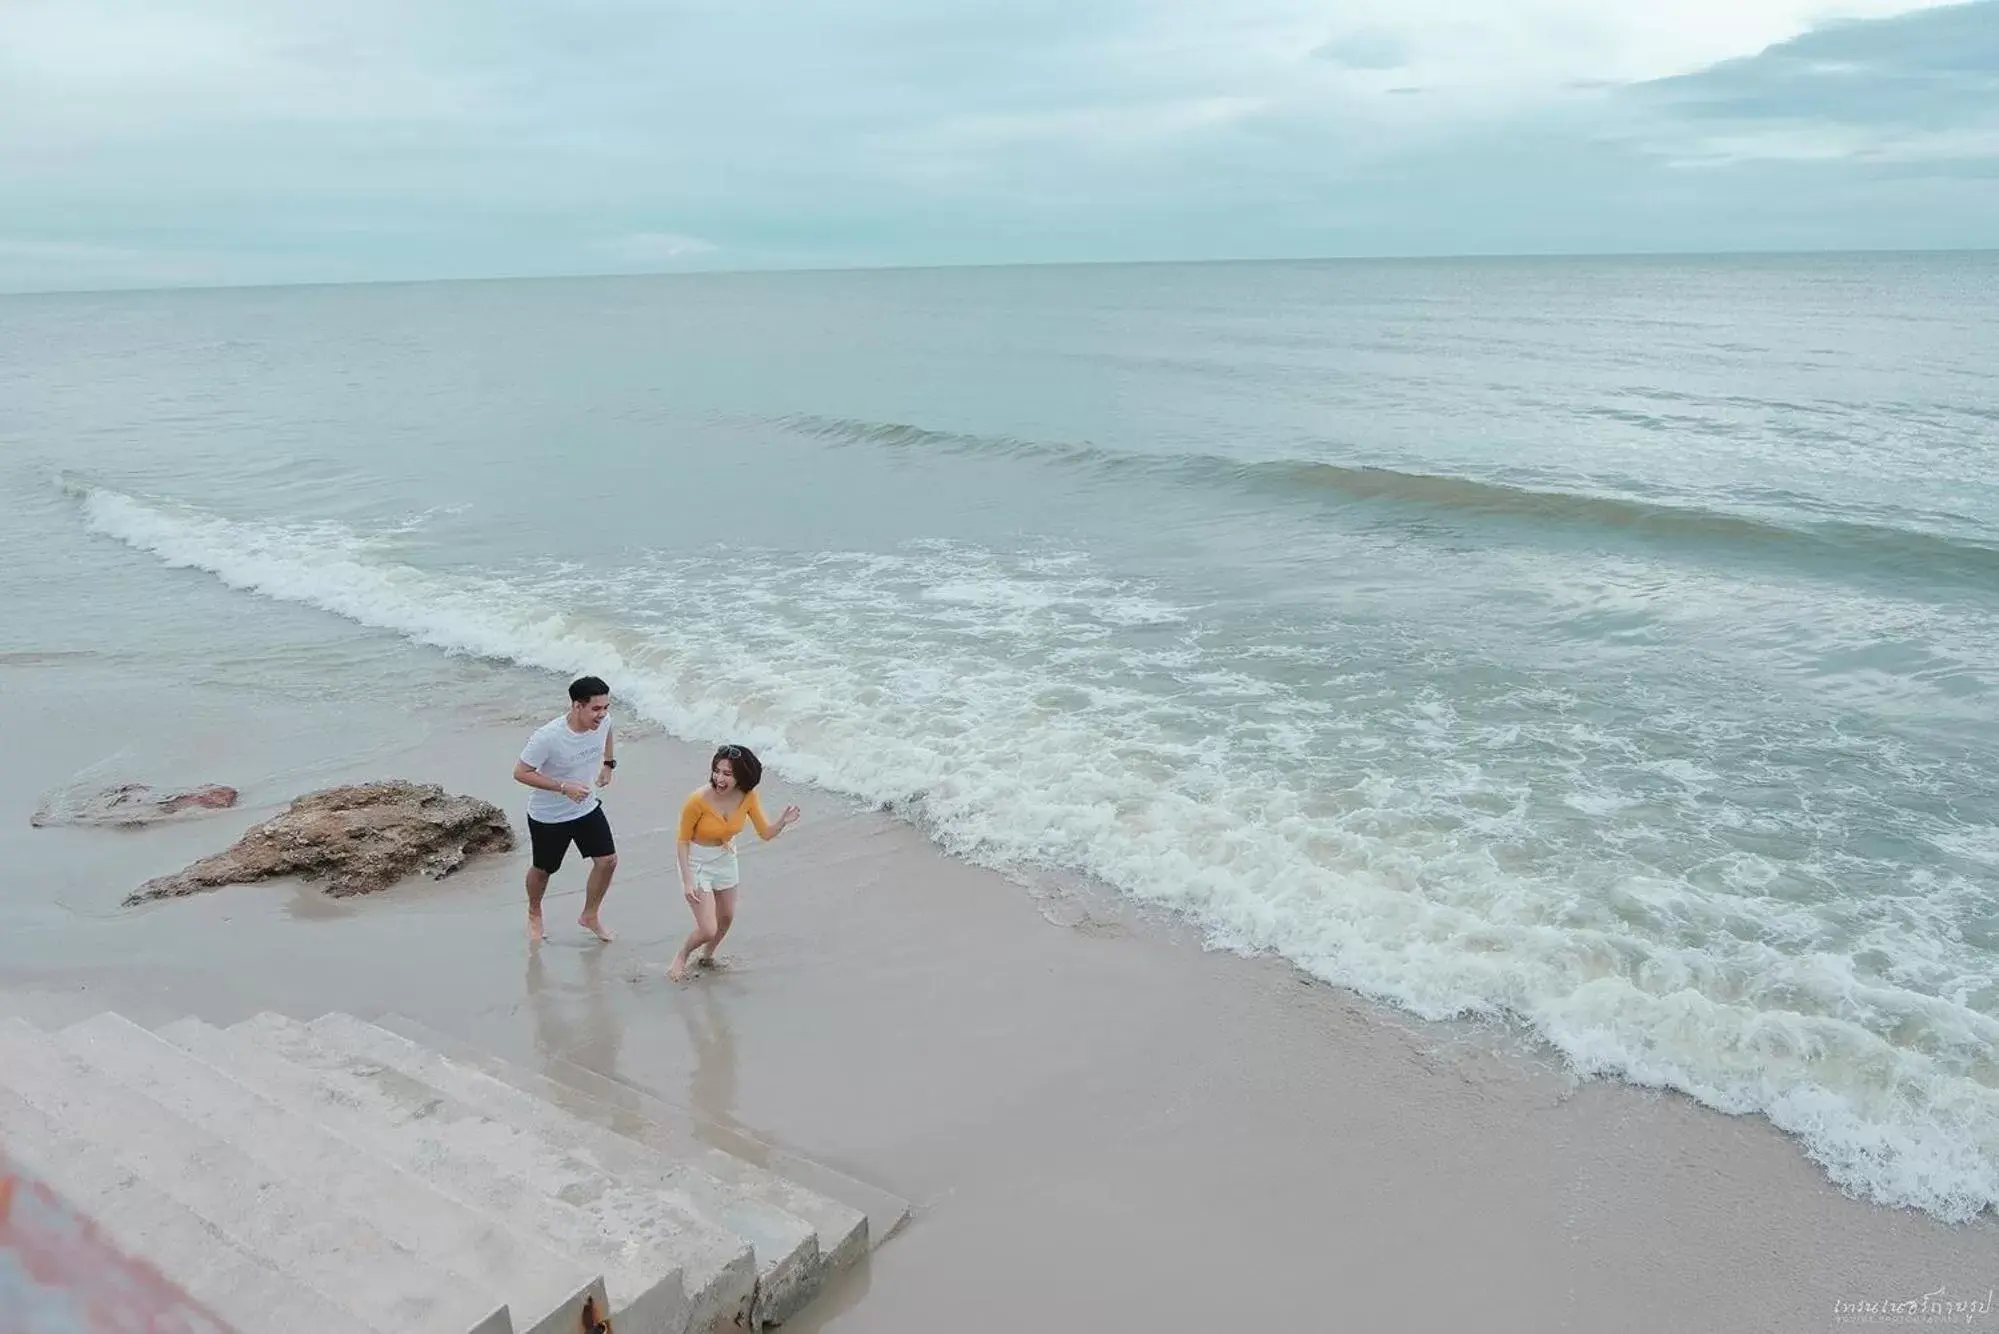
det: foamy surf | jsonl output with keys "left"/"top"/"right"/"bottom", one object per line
{"left": 75, "top": 481, "right": 1999, "bottom": 1222}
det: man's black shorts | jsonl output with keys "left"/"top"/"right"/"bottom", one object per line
{"left": 527, "top": 805, "right": 615, "bottom": 872}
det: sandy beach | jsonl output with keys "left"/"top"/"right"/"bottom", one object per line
{"left": 1, "top": 666, "right": 1990, "bottom": 1334}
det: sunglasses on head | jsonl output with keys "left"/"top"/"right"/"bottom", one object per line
{"left": 717, "top": 745, "right": 744, "bottom": 758}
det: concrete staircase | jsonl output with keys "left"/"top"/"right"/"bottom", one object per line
{"left": 0, "top": 1010, "right": 907, "bottom": 1333}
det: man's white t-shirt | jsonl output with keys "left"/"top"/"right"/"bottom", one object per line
{"left": 520, "top": 716, "right": 609, "bottom": 824}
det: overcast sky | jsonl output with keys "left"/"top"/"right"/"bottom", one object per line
{"left": 2, "top": 0, "right": 1995, "bottom": 290}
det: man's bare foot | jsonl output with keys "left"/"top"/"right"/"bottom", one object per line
{"left": 527, "top": 913, "right": 544, "bottom": 943}
{"left": 579, "top": 914, "right": 614, "bottom": 943}
{"left": 666, "top": 957, "right": 689, "bottom": 982}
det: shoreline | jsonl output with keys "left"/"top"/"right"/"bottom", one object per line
{"left": 2, "top": 672, "right": 1992, "bottom": 1332}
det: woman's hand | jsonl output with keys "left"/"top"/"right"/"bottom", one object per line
{"left": 683, "top": 879, "right": 702, "bottom": 906}
{"left": 780, "top": 804, "right": 802, "bottom": 828}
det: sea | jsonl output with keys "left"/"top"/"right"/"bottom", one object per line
{"left": 3, "top": 253, "right": 1995, "bottom": 1220}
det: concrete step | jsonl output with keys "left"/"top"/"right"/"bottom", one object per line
{"left": 292, "top": 1011, "right": 829, "bottom": 1326}
{"left": 0, "top": 1017, "right": 512, "bottom": 1334}
{"left": 59, "top": 1012, "right": 610, "bottom": 1334}
{"left": 379, "top": 1012, "right": 899, "bottom": 1267}
{"left": 241, "top": 1011, "right": 779, "bottom": 1328}
{"left": 156, "top": 1016, "right": 716, "bottom": 1334}
{"left": 0, "top": 1083, "right": 377, "bottom": 1334}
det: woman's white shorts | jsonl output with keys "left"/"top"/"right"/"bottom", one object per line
{"left": 687, "top": 841, "right": 740, "bottom": 893}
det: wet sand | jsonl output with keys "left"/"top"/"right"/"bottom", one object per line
{"left": 2, "top": 670, "right": 1992, "bottom": 1333}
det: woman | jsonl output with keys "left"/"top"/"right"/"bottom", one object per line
{"left": 669, "top": 744, "right": 800, "bottom": 981}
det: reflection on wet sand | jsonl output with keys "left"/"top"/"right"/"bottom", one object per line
{"left": 522, "top": 939, "right": 774, "bottom": 1169}
{"left": 524, "top": 944, "right": 621, "bottom": 1081}
{"left": 680, "top": 983, "right": 743, "bottom": 1140}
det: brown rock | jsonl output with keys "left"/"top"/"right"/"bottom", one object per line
{"left": 125, "top": 781, "right": 514, "bottom": 906}
{"left": 31, "top": 783, "right": 239, "bottom": 829}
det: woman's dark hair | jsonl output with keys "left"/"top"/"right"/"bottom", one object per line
{"left": 712, "top": 744, "right": 763, "bottom": 793}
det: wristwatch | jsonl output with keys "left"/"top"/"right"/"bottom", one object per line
{"left": 602, "top": 759, "right": 617, "bottom": 769}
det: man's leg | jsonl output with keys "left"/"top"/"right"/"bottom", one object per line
{"left": 579, "top": 853, "right": 618, "bottom": 942}
{"left": 574, "top": 807, "right": 617, "bottom": 942}
{"left": 524, "top": 815, "right": 560, "bottom": 943}
{"left": 525, "top": 866, "right": 550, "bottom": 942}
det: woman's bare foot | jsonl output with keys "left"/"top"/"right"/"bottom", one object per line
{"left": 695, "top": 952, "right": 724, "bottom": 969}
{"left": 527, "top": 912, "right": 544, "bottom": 943}
{"left": 578, "top": 913, "right": 614, "bottom": 943}
{"left": 666, "top": 956, "right": 690, "bottom": 982}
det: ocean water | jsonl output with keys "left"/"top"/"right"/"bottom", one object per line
{"left": 3, "top": 254, "right": 1997, "bottom": 1219}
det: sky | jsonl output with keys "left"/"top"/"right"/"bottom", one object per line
{"left": 1, "top": 0, "right": 1995, "bottom": 290}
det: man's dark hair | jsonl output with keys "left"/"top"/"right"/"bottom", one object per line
{"left": 569, "top": 675, "right": 611, "bottom": 703}
{"left": 713, "top": 744, "right": 764, "bottom": 793}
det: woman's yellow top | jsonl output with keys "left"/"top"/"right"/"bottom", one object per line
{"left": 678, "top": 789, "right": 776, "bottom": 846}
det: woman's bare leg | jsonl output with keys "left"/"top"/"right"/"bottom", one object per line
{"left": 698, "top": 887, "right": 738, "bottom": 965}
{"left": 668, "top": 891, "right": 719, "bottom": 981}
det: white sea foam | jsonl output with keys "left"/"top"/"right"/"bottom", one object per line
{"left": 78, "top": 482, "right": 1999, "bottom": 1222}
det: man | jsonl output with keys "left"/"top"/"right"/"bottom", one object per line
{"left": 514, "top": 675, "right": 618, "bottom": 944}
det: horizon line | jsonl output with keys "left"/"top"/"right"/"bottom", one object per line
{"left": 4, "top": 242, "right": 1994, "bottom": 300}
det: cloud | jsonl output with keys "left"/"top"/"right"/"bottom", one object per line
{"left": 1313, "top": 29, "right": 1412, "bottom": 71}
{"left": 0, "top": 0, "right": 1990, "bottom": 290}
{"left": 0, "top": 236, "right": 227, "bottom": 290}
{"left": 928, "top": 95, "right": 1268, "bottom": 154}
{"left": 1625, "top": 1, "right": 1999, "bottom": 164}
{"left": 0, "top": 4, "right": 492, "bottom": 138}
{"left": 1647, "top": 0, "right": 1999, "bottom": 123}
{"left": 596, "top": 232, "right": 719, "bottom": 264}
{"left": 1660, "top": 123, "right": 1999, "bottom": 167}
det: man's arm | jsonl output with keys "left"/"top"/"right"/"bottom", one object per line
{"left": 514, "top": 760, "right": 587, "bottom": 801}
{"left": 598, "top": 726, "right": 615, "bottom": 787}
